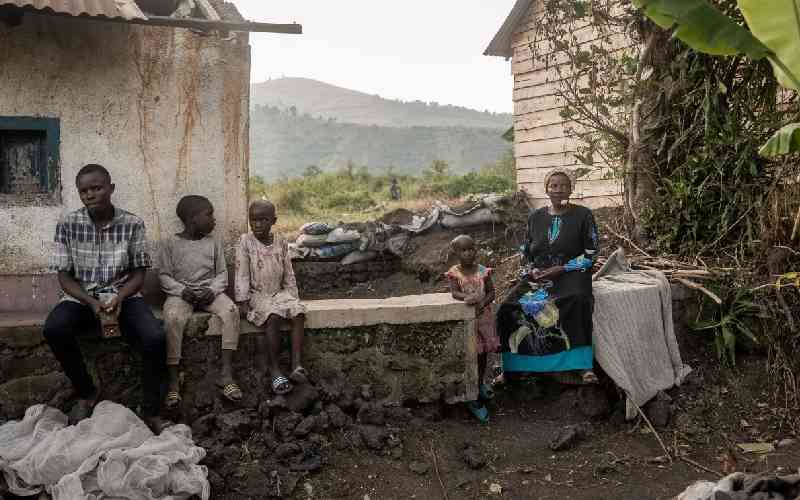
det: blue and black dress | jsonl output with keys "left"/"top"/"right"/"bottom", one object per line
{"left": 498, "top": 204, "right": 598, "bottom": 373}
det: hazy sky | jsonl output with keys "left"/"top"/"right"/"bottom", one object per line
{"left": 230, "top": 1, "right": 516, "bottom": 113}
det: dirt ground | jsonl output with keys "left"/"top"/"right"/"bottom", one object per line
{"left": 278, "top": 207, "right": 799, "bottom": 499}
{"left": 294, "top": 341, "right": 797, "bottom": 499}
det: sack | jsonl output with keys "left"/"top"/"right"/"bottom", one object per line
{"left": 300, "top": 222, "right": 333, "bottom": 235}
{"left": 296, "top": 233, "right": 329, "bottom": 248}
{"left": 326, "top": 227, "right": 362, "bottom": 243}
{"left": 341, "top": 250, "right": 378, "bottom": 266}
{"left": 312, "top": 242, "right": 357, "bottom": 259}
{"left": 440, "top": 208, "right": 501, "bottom": 228}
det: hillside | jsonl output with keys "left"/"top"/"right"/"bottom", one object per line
{"left": 250, "top": 77, "right": 512, "bottom": 128}
{"left": 250, "top": 105, "right": 510, "bottom": 181}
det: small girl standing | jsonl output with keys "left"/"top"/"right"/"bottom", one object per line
{"left": 446, "top": 234, "right": 500, "bottom": 423}
{"left": 159, "top": 195, "right": 241, "bottom": 407}
{"left": 235, "top": 200, "right": 307, "bottom": 395}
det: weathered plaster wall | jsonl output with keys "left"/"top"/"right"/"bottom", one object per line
{"left": 0, "top": 13, "right": 250, "bottom": 279}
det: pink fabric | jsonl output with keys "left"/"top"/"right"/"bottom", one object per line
{"left": 446, "top": 264, "right": 500, "bottom": 354}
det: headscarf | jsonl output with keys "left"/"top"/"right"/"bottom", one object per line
{"left": 543, "top": 168, "right": 577, "bottom": 195}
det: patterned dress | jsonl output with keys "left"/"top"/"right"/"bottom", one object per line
{"left": 446, "top": 264, "right": 500, "bottom": 354}
{"left": 234, "top": 233, "right": 306, "bottom": 327}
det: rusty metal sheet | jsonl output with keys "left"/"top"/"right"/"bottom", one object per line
{"left": 0, "top": 0, "right": 146, "bottom": 20}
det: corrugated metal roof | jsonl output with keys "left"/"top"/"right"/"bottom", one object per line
{"left": 0, "top": 0, "right": 146, "bottom": 20}
{"left": 484, "top": 0, "right": 534, "bottom": 58}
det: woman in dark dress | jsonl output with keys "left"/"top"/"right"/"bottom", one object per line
{"left": 497, "top": 169, "right": 599, "bottom": 383}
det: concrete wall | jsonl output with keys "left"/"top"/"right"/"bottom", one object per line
{"left": 510, "top": 0, "right": 628, "bottom": 209}
{"left": 0, "top": 13, "right": 250, "bottom": 296}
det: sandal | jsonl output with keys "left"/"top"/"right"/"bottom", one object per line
{"left": 164, "top": 391, "right": 182, "bottom": 409}
{"left": 219, "top": 383, "right": 243, "bottom": 402}
{"left": 289, "top": 366, "right": 308, "bottom": 384}
{"left": 581, "top": 370, "right": 599, "bottom": 384}
{"left": 271, "top": 375, "right": 293, "bottom": 395}
{"left": 478, "top": 383, "right": 495, "bottom": 401}
{"left": 466, "top": 401, "right": 489, "bottom": 423}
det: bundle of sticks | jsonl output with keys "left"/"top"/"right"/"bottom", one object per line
{"left": 594, "top": 253, "right": 727, "bottom": 304}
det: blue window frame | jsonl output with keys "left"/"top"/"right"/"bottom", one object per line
{"left": 0, "top": 116, "right": 60, "bottom": 197}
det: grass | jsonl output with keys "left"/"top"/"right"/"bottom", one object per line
{"left": 251, "top": 156, "right": 516, "bottom": 235}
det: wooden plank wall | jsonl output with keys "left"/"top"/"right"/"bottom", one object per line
{"left": 511, "top": 0, "right": 631, "bottom": 209}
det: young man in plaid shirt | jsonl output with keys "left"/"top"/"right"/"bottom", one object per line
{"left": 44, "top": 164, "right": 169, "bottom": 433}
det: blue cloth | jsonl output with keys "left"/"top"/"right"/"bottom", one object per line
{"left": 502, "top": 345, "right": 593, "bottom": 372}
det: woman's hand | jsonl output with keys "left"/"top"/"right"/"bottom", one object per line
{"left": 532, "top": 266, "right": 565, "bottom": 282}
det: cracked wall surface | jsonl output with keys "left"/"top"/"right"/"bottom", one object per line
{"left": 0, "top": 13, "right": 250, "bottom": 280}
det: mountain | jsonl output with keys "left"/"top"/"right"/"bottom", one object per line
{"left": 249, "top": 78, "right": 512, "bottom": 181}
{"left": 250, "top": 77, "right": 512, "bottom": 128}
{"left": 250, "top": 105, "right": 510, "bottom": 181}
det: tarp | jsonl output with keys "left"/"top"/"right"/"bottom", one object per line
{"left": 0, "top": 401, "right": 209, "bottom": 499}
{"left": 592, "top": 249, "right": 692, "bottom": 413}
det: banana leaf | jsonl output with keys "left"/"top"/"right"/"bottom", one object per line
{"left": 632, "top": 0, "right": 770, "bottom": 58}
{"left": 738, "top": 0, "right": 800, "bottom": 90}
{"left": 759, "top": 123, "right": 800, "bottom": 157}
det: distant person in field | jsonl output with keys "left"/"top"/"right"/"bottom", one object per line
{"left": 389, "top": 178, "right": 401, "bottom": 200}
{"left": 44, "top": 164, "right": 168, "bottom": 433}
{"left": 447, "top": 234, "right": 499, "bottom": 423}
{"left": 235, "top": 200, "right": 307, "bottom": 395}
{"left": 158, "top": 195, "right": 241, "bottom": 408}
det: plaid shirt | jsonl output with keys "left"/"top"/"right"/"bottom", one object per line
{"left": 50, "top": 207, "right": 152, "bottom": 300}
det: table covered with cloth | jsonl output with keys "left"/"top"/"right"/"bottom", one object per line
{"left": 591, "top": 249, "right": 692, "bottom": 414}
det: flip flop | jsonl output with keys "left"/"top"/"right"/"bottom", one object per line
{"left": 271, "top": 375, "right": 293, "bottom": 395}
{"left": 164, "top": 391, "right": 182, "bottom": 409}
{"left": 289, "top": 366, "right": 308, "bottom": 384}
{"left": 581, "top": 370, "right": 599, "bottom": 385}
{"left": 219, "top": 383, "right": 243, "bottom": 402}
{"left": 478, "top": 383, "right": 495, "bottom": 401}
{"left": 466, "top": 401, "right": 489, "bottom": 423}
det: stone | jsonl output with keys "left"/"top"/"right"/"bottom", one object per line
{"left": 358, "top": 425, "right": 388, "bottom": 450}
{"left": 257, "top": 401, "right": 271, "bottom": 421}
{"left": 284, "top": 383, "right": 319, "bottom": 413}
{"left": 291, "top": 454, "right": 322, "bottom": 472}
{"left": 777, "top": 438, "right": 797, "bottom": 448}
{"left": 461, "top": 443, "right": 486, "bottom": 470}
{"left": 408, "top": 461, "right": 430, "bottom": 475}
{"left": 275, "top": 442, "right": 302, "bottom": 461}
{"left": 357, "top": 403, "right": 385, "bottom": 426}
{"left": 360, "top": 384, "right": 373, "bottom": 400}
{"left": 550, "top": 424, "right": 591, "bottom": 451}
{"left": 294, "top": 415, "right": 316, "bottom": 437}
{"left": 207, "top": 469, "right": 225, "bottom": 494}
{"left": 0, "top": 372, "right": 69, "bottom": 420}
{"left": 385, "top": 407, "right": 412, "bottom": 424}
{"left": 216, "top": 410, "right": 254, "bottom": 445}
{"left": 313, "top": 411, "right": 330, "bottom": 433}
{"left": 191, "top": 414, "right": 217, "bottom": 440}
{"left": 577, "top": 385, "right": 610, "bottom": 419}
{"left": 274, "top": 412, "right": 303, "bottom": 440}
{"left": 645, "top": 395, "right": 672, "bottom": 428}
{"left": 326, "top": 404, "right": 350, "bottom": 428}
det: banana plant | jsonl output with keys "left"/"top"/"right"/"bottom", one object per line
{"left": 632, "top": 0, "right": 800, "bottom": 157}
